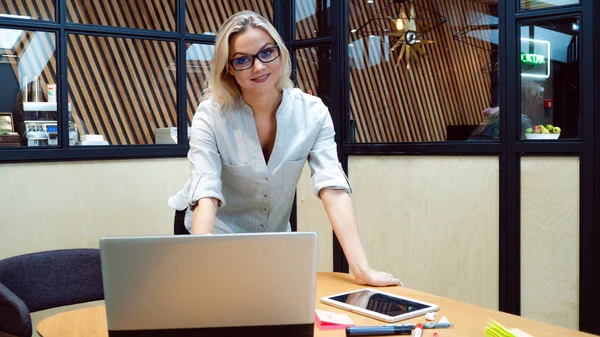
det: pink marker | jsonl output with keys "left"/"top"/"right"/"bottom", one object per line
{"left": 413, "top": 323, "right": 423, "bottom": 337}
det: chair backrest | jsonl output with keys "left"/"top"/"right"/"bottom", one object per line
{"left": 0, "top": 249, "right": 104, "bottom": 313}
{"left": 173, "top": 209, "right": 190, "bottom": 235}
{"left": 0, "top": 281, "right": 31, "bottom": 337}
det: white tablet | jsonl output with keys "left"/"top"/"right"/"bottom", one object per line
{"left": 320, "top": 288, "right": 439, "bottom": 323}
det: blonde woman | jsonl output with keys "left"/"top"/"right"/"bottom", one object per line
{"left": 169, "top": 11, "right": 400, "bottom": 287}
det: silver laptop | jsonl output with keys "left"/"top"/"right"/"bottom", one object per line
{"left": 99, "top": 232, "right": 318, "bottom": 337}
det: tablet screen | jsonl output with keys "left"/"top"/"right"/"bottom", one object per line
{"left": 327, "top": 290, "right": 430, "bottom": 317}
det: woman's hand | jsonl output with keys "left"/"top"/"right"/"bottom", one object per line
{"left": 352, "top": 267, "right": 402, "bottom": 287}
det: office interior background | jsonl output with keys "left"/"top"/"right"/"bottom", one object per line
{"left": 1, "top": 0, "right": 599, "bottom": 335}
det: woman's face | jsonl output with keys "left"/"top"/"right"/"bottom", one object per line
{"left": 228, "top": 27, "right": 282, "bottom": 96}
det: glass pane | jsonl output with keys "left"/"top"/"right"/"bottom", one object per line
{"left": 0, "top": 1, "right": 55, "bottom": 21}
{"left": 67, "top": 0, "right": 176, "bottom": 31}
{"left": 0, "top": 29, "right": 58, "bottom": 148}
{"left": 520, "top": 16, "right": 580, "bottom": 140}
{"left": 68, "top": 35, "right": 177, "bottom": 146}
{"left": 295, "top": 0, "right": 331, "bottom": 40}
{"left": 348, "top": 0, "right": 500, "bottom": 143}
{"left": 295, "top": 46, "right": 332, "bottom": 101}
{"left": 186, "top": 43, "right": 213, "bottom": 126}
{"left": 186, "top": 1, "right": 273, "bottom": 36}
{"left": 521, "top": 0, "right": 579, "bottom": 11}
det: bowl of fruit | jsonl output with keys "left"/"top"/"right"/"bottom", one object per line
{"left": 524, "top": 125, "right": 561, "bottom": 140}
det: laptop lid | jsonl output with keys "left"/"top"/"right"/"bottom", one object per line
{"left": 99, "top": 232, "right": 317, "bottom": 337}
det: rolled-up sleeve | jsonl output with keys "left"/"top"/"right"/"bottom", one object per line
{"left": 186, "top": 103, "right": 225, "bottom": 208}
{"left": 308, "top": 107, "right": 353, "bottom": 198}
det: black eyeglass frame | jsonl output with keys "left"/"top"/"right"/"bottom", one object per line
{"left": 228, "top": 45, "right": 281, "bottom": 71}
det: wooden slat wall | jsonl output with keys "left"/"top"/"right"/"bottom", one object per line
{"left": 296, "top": 47, "right": 320, "bottom": 97}
{"left": 295, "top": 0, "right": 318, "bottom": 40}
{"left": 66, "top": 35, "right": 177, "bottom": 145}
{"left": 64, "top": 0, "right": 178, "bottom": 145}
{"left": 345, "top": 0, "right": 494, "bottom": 142}
{"left": 2, "top": 0, "right": 271, "bottom": 145}
{"left": 186, "top": 0, "right": 273, "bottom": 35}
{"left": 67, "top": 0, "right": 176, "bottom": 31}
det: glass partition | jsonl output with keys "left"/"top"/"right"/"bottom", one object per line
{"left": 0, "top": 28, "right": 58, "bottom": 147}
{"left": 348, "top": 0, "right": 500, "bottom": 142}
{"left": 519, "top": 16, "right": 580, "bottom": 140}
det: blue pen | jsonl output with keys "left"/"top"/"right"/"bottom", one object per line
{"left": 385, "top": 322, "right": 453, "bottom": 329}
{"left": 346, "top": 326, "right": 412, "bottom": 336}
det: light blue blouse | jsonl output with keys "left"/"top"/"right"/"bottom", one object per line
{"left": 168, "top": 88, "right": 352, "bottom": 233}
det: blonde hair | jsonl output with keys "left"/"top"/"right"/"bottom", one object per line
{"left": 205, "top": 11, "right": 293, "bottom": 109}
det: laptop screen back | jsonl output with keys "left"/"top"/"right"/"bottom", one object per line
{"left": 100, "top": 232, "right": 317, "bottom": 336}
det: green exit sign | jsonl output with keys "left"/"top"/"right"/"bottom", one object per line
{"left": 521, "top": 53, "right": 546, "bottom": 66}
{"left": 521, "top": 38, "right": 550, "bottom": 78}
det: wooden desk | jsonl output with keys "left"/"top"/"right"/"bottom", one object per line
{"left": 37, "top": 272, "right": 593, "bottom": 337}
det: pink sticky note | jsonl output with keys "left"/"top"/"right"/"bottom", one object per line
{"left": 314, "top": 309, "right": 355, "bottom": 330}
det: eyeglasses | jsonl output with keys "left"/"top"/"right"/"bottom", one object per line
{"left": 229, "top": 45, "right": 280, "bottom": 71}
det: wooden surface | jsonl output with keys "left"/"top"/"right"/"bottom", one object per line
{"left": 520, "top": 157, "right": 580, "bottom": 329}
{"left": 349, "top": 156, "right": 500, "bottom": 310}
{"left": 37, "top": 272, "right": 593, "bottom": 337}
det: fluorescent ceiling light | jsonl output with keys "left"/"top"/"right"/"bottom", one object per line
{"left": 186, "top": 44, "right": 215, "bottom": 61}
{"left": 0, "top": 14, "right": 31, "bottom": 20}
{"left": 520, "top": 38, "right": 550, "bottom": 79}
{"left": 534, "top": 0, "right": 577, "bottom": 5}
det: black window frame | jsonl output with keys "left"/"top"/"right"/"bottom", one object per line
{"left": 0, "top": 0, "right": 249, "bottom": 162}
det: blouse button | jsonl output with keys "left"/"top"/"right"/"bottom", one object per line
{"left": 263, "top": 208, "right": 268, "bottom": 212}
{"left": 264, "top": 177, "right": 269, "bottom": 182}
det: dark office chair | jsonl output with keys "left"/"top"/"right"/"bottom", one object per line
{"left": 0, "top": 249, "right": 104, "bottom": 337}
{"left": 174, "top": 209, "right": 190, "bottom": 235}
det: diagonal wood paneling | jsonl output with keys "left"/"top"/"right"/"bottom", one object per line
{"left": 67, "top": 34, "right": 177, "bottom": 145}
{"left": 67, "top": 0, "right": 176, "bottom": 31}
{"left": 344, "top": 0, "right": 496, "bottom": 142}
{"left": 186, "top": 0, "right": 273, "bottom": 36}
{"left": 296, "top": 47, "right": 320, "bottom": 97}
{"left": 295, "top": 0, "right": 319, "bottom": 40}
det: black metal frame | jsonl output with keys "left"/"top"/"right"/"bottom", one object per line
{"left": 0, "top": 0, "right": 217, "bottom": 162}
